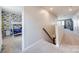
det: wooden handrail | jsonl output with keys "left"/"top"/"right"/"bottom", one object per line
{"left": 43, "top": 28, "right": 56, "bottom": 45}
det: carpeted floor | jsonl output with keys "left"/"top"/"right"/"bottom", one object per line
{"left": 24, "top": 39, "right": 79, "bottom": 53}
{"left": 24, "top": 30, "right": 79, "bottom": 53}
{"left": 2, "top": 36, "right": 22, "bottom": 53}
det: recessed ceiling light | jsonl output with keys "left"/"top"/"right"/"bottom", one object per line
{"left": 50, "top": 8, "right": 53, "bottom": 11}
{"left": 40, "top": 9, "right": 49, "bottom": 16}
{"left": 40, "top": 9, "right": 47, "bottom": 14}
{"left": 69, "top": 8, "right": 72, "bottom": 11}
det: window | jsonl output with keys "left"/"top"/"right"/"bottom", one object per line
{"left": 57, "top": 20, "right": 64, "bottom": 26}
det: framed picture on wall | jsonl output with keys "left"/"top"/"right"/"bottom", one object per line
{"left": 64, "top": 18, "right": 73, "bottom": 31}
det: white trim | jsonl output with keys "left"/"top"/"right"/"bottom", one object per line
{"left": 22, "top": 6, "right": 25, "bottom": 52}
{"left": 22, "top": 39, "right": 41, "bottom": 53}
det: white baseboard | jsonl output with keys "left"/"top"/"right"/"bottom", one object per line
{"left": 22, "top": 38, "right": 58, "bottom": 53}
{"left": 22, "top": 39, "right": 41, "bottom": 53}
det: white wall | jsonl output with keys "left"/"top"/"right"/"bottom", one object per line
{"left": 23, "top": 7, "right": 56, "bottom": 51}
{"left": 55, "top": 15, "right": 72, "bottom": 47}
{"left": 0, "top": 8, "right": 2, "bottom": 51}
{"left": 55, "top": 23, "right": 64, "bottom": 47}
{"left": 73, "top": 12, "right": 79, "bottom": 33}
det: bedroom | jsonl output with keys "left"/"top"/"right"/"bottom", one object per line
{"left": 0, "top": 6, "right": 22, "bottom": 53}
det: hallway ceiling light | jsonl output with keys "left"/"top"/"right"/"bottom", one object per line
{"left": 40, "top": 9, "right": 47, "bottom": 14}
{"left": 50, "top": 8, "right": 53, "bottom": 11}
{"left": 69, "top": 8, "right": 72, "bottom": 11}
{"left": 40, "top": 9, "right": 49, "bottom": 17}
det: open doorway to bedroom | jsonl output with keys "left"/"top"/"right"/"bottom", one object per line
{"left": 1, "top": 6, "right": 22, "bottom": 53}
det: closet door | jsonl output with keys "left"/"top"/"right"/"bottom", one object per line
{"left": 0, "top": 8, "right": 2, "bottom": 51}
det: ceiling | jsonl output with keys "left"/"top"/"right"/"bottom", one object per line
{"left": 1, "top": 6, "right": 79, "bottom": 17}
{"left": 41, "top": 6, "right": 79, "bottom": 17}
